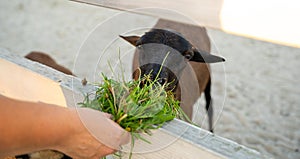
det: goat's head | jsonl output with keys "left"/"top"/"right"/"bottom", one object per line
{"left": 120, "top": 29, "right": 224, "bottom": 91}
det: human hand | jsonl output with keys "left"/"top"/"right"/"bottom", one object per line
{"left": 54, "top": 108, "right": 131, "bottom": 159}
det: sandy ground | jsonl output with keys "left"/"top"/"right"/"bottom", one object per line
{"left": 1, "top": 1, "right": 300, "bottom": 159}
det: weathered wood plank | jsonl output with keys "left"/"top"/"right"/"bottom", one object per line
{"left": 71, "top": 0, "right": 300, "bottom": 48}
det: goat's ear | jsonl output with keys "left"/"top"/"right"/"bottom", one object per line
{"left": 119, "top": 35, "right": 140, "bottom": 46}
{"left": 191, "top": 49, "right": 225, "bottom": 63}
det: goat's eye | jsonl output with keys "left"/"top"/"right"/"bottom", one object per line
{"left": 184, "top": 54, "right": 193, "bottom": 60}
{"left": 184, "top": 51, "right": 194, "bottom": 60}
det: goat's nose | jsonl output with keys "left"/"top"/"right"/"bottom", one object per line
{"left": 158, "top": 78, "right": 168, "bottom": 85}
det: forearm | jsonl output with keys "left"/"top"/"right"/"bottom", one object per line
{"left": 0, "top": 96, "right": 76, "bottom": 157}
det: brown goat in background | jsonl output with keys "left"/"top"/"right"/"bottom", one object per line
{"left": 25, "top": 51, "right": 74, "bottom": 76}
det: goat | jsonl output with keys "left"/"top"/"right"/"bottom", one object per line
{"left": 120, "top": 25, "right": 225, "bottom": 132}
{"left": 25, "top": 51, "right": 74, "bottom": 76}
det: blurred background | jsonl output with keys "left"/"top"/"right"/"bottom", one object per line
{"left": 0, "top": 1, "right": 299, "bottom": 158}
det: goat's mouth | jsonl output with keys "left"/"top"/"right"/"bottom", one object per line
{"left": 132, "top": 67, "right": 179, "bottom": 92}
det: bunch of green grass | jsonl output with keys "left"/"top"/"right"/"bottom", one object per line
{"left": 79, "top": 73, "right": 188, "bottom": 158}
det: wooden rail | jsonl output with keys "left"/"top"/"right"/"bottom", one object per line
{"left": 71, "top": 0, "right": 300, "bottom": 48}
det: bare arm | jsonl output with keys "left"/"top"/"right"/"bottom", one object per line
{"left": 0, "top": 95, "right": 130, "bottom": 158}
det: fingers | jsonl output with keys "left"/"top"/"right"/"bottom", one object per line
{"left": 74, "top": 108, "right": 131, "bottom": 149}
{"left": 103, "top": 112, "right": 112, "bottom": 119}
